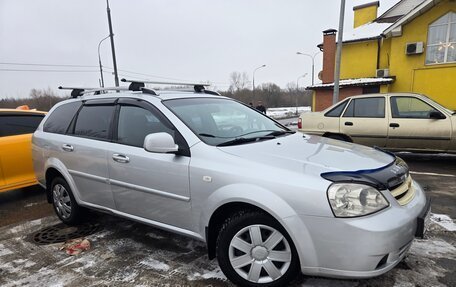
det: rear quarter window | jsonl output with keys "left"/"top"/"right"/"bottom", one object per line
{"left": 44, "top": 102, "right": 82, "bottom": 134}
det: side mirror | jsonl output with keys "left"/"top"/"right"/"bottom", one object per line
{"left": 429, "top": 111, "right": 446, "bottom": 119}
{"left": 143, "top": 132, "right": 178, "bottom": 153}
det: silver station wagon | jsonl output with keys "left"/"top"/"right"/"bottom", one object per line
{"left": 32, "top": 81, "right": 430, "bottom": 287}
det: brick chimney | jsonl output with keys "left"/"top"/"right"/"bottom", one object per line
{"left": 321, "top": 29, "right": 337, "bottom": 84}
{"left": 353, "top": 1, "right": 379, "bottom": 28}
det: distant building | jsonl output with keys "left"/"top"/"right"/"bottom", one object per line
{"left": 308, "top": 0, "right": 456, "bottom": 111}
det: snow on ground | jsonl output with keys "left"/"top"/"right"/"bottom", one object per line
{"left": 266, "top": 106, "right": 311, "bottom": 119}
{"left": 431, "top": 213, "right": 456, "bottom": 231}
{"left": 0, "top": 212, "right": 454, "bottom": 287}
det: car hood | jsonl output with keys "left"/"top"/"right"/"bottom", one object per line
{"left": 217, "top": 133, "right": 395, "bottom": 177}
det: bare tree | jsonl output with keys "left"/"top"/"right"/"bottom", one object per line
{"left": 229, "top": 71, "right": 250, "bottom": 92}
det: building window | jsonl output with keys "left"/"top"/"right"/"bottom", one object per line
{"left": 426, "top": 12, "right": 456, "bottom": 64}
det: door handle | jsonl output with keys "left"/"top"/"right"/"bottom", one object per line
{"left": 112, "top": 153, "right": 130, "bottom": 163}
{"left": 62, "top": 144, "right": 74, "bottom": 152}
{"left": 390, "top": 123, "right": 400, "bottom": 128}
{"left": 344, "top": 122, "right": 353, "bottom": 126}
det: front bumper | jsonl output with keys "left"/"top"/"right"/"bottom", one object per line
{"left": 284, "top": 180, "right": 428, "bottom": 279}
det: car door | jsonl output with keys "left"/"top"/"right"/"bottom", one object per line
{"left": 0, "top": 113, "right": 45, "bottom": 191}
{"left": 106, "top": 98, "right": 192, "bottom": 229}
{"left": 58, "top": 99, "right": 116, "bottom": 209}
{"left": 339, "top": 97, "right": 388, "bottom": 147}
{"left": 387, "top": 96, "right": 451, "bottom": 151}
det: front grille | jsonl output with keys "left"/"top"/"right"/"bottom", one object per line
{"left": 390, "top": 175, "right": 415, "bottom": 205}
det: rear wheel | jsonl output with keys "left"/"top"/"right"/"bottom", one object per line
{"left": 216, "top": 211, "right": 300, "bottom": 287}
{"left": 50, "top": 177, "right": 85, "bottom": 225}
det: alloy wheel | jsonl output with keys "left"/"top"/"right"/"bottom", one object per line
{"left": 53, "top": 184, "right": 72, "bottom": 219}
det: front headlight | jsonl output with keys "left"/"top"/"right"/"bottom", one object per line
{"left": 327, "top": 183, "right": 389, "bottom": 217}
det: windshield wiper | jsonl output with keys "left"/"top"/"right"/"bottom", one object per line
{"left": 199, "top": 133, "right": 217, "bottom": 138}
{"left": 266, "top": 130, "right": 295, "bottom": 137}
{"left": 217, "top": 136, "right": 275, "bottom": 147}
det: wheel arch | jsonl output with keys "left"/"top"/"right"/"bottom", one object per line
{"left": 44, "top": 158, "right": 82, "bottom": 204}
{"left": 201, "top": 184, "right": 318, "bottom": 268}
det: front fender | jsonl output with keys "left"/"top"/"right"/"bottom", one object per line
{"left": 198, "top": 183, "right": 318, "bottom": 268}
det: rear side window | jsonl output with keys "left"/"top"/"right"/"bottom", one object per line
{"left": 325, "top": 100, "right": 349, "bottom": 117}
{"left": 44, "top": 102, "right": 82, "bottom": 134}
{"left": 343, "top": 97, "right": 385, "bottom": 118}
{"left": 73, "top": 105, "right": 115, "bottom": 140}
{"left": 0, "top": 115, "right": 44, "bottom": 137}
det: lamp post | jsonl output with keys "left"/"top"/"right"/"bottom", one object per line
{"left": 98, "top": 35, "right": 110, "bottom": 88}
{"left": 106, "top": 0, "right": 119, "bottom": 87}
{"left": 296, "top": 74, "right": 307, "bottom": 115}
{"left": 296, "top": 51, "right": 319, "bottom": 86}
{"left": 333, "top": 0, "right": 346, "bottom": 104}
{"left": 252, "top": 64, "right": 266, "bottom": 100}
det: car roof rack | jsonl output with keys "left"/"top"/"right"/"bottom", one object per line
{"left": 58, "top": 86, "right": 98, "bottom": 98}
{"left": 121, "top": 78, "right": 219, "bottom": 95}
{"left": 59, "top": 78, "right": 220, "bottom": 98}
{"left": 59, "top": 86, "right": 140, "bottom": 97}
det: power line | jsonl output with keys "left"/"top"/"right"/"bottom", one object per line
{"left": 0, "top": 68, "right": 100, "bottom": 72}
{"left": 103, "top": 66, "right": 190, "bottom": 81}
{"left": 0, "top": 62, "right": 99, "bottom": 68}
{"left": 0, "top": 61, "right": 198, "bottom": 82}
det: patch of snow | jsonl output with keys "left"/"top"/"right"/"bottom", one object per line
{"left": 8, "top": 218, "right": 43, "bottom": 234}
{"left": 343, "top": 22, "right": 392, "bottom": 42}
{"left": 266, "top": 106, "right": 311, "bottom": 119}
{"left": 24, "top": 202, "right": 40, "bottom": 207}
{"left": 430, "top": 213, "right": 456, "bottom": 231}
{"left": 310, "top": 77, "right": 393, "bottom": 88}
{"left": 139, "top": 258, "right": 170, "bottom": 272}
{"left": 145, "top": 232, "right": 166, "bottom": 240}
{"left": 410, "top": 238, "right": 456, "bottom": 259}
{"left": 187, "top": 266, "right": 226, "bottom": 281}
{"left": 0, "top": 244, "right": 13, "bottom": 256}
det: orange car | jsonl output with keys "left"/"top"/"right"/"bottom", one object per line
{"left": 0, "top": 108, "right": 46, "bottom": 192}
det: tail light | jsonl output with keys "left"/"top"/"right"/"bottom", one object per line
{"left": 298, "top": 118, "right": 302, "bottom": 129}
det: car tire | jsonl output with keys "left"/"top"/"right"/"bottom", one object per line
{"left": 216, "top": 211, "right": 300, "bottom": 287}
{"left": 50, "top": 177, "right": 85, "bottom": 225}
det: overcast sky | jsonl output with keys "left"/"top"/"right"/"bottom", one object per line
{"left": 0, "top": 0, "right": 399, "bottom": 98}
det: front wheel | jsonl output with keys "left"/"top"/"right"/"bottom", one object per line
{"left": 216, "top": 211, "right": 300, "bottom": 287}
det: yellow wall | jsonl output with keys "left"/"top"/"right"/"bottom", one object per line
{"left": 339, "top": 0, "right": 456, "bottom": 109}
{"left": 387, "top": 0, "right": 456, "bottom": 109}
{"left": 354, "top": 5, "right": 378, "bottom": 28}
{"left": 340, "top": 40, "right": 378, "bottom": 79}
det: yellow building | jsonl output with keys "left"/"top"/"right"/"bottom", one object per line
{"left": 309, "top": 0, "right": 456, "bottom": 111}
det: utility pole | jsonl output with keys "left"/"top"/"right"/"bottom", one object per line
{"left": 333, "top": 0, "right": 346, "bottom": 104}
{"left": 106, "top": 0, "right": 119, "bottom": 87}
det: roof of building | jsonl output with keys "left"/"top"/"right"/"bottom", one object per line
{"left": 383, "top": 0, "right": 441, "bottom": 37}
{"left": 340, "top": 0, "right": 430, "bottom": 43}
{"left": 343, "top": 22, "right": 392, "bottom": 43}
{"left": 377, "top": 0, "right": 425, "bottom": 22}
{"left": 307, "top": 77, "right": 394, "bottom": 90}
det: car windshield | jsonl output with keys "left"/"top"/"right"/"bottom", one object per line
{"left": 163, "top": 97, "right": 293, "bottom": 146}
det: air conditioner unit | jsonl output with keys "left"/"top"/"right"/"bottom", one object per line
{"left": 406, "top": 42, "right": 424, "bottom": 55}
{"left": 376, "top": 69, "right": 390, "bottom": 78}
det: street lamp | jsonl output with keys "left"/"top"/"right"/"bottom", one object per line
{"left": 98, "top": 35, "right": 110, "bottom": 88}
{"left": 296, "top": 51, "right": 320, "bottom": 86}
{"left": 296, "top": 73, "right": 308, "bottom": 115}
{"left": 252, "top": 64, "right": 266, "bottom": 97}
